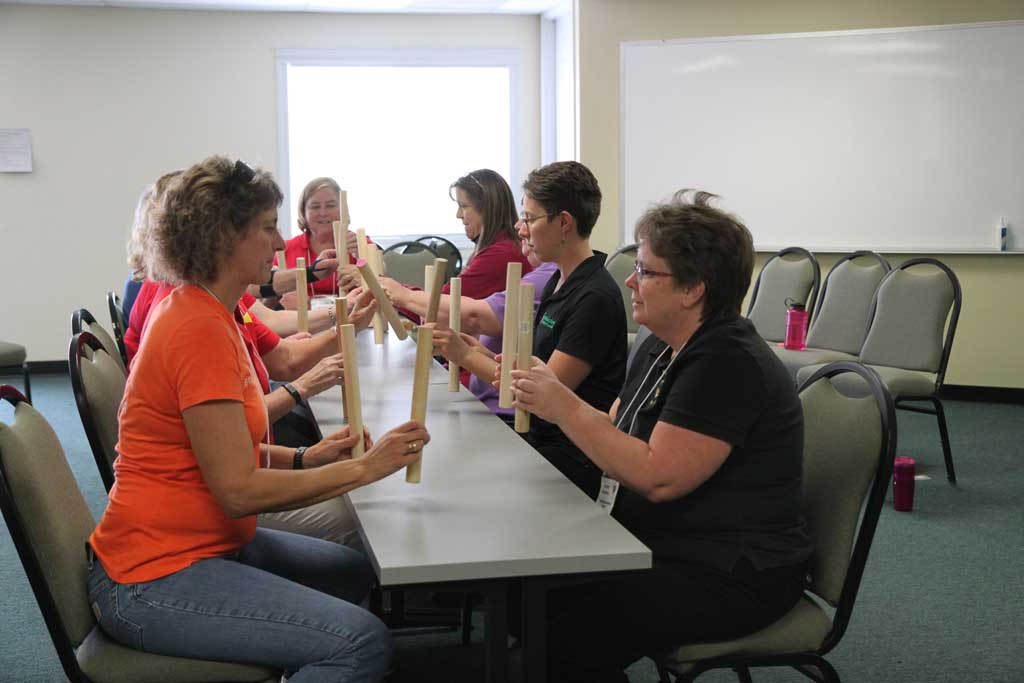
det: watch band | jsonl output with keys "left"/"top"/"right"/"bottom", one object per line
{"left": 282, "top": 382, "right": 302, "bottom": 405}
{"left": 293, "top": 446, "right": 306, "bottom": 470}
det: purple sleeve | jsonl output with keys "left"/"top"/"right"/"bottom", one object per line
{"left": 485, "top": 290, "right": 507, "bottom": 321}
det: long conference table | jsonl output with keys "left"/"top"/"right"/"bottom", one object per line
{"left": 308, "top": 330, "right": 651, "bottom": 682}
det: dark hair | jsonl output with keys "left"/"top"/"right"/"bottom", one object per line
{"left": 634, "top": 189, "right": 753, "bottom": 322}
{"left": 449, "top": 169, "right": 519, "bottom": 256}
{"left": 521, "top": 161, "right": 602, "bottom": 238}
{"left": 297, "top": 177, "right": 342, "bottom": 234}
{"left": 148, "top": 156, "right": 282, "bottom": 284}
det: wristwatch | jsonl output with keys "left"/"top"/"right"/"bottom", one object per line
{"left": 259, "top": 271, "right": 277, "bottom": 299}
{"left": 282, "top": 382, "right": 302, "bottom": 406}
{"left": 293, "top": 446, "right": 307, "bottom": 470}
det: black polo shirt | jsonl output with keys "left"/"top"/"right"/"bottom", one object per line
{"left": 528, "top": 251, "right": 628, "bottom": 449}
{"left": 612, "top": 316, "right": 812, "bottom": 573}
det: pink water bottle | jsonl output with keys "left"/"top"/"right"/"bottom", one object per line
{"left": 893, "top": 456, "right": 916, "bottom": 512}
{"left": 783, "top": 300, "right": 808, "bottom": 351}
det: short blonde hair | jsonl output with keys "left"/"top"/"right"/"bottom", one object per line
{"left": 126, "top": 170, "right": 181, "bottom": 281}
{"left": 297, "top": 177, "right": 341, "bottom": 234}
{"left": 147, "top": 156, "right": 282, "bottom": 284}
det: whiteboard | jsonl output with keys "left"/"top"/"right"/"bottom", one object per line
{"left": 620, "top": 22, "right": 1024, "bottom": 252}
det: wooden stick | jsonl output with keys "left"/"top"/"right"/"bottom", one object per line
{"left": 355, "top": 258, "right": 409, "bottom": 340}
{"left": 339, "top": 190, "right": 350, "bottom": 229}
{"left": 335, "top": 297, "right": 349, "bottom": 420}
{"left": 355, "top": 228, "right": 370, "bottom": 290}
{"left": 514, "top": 283, "right": 535, "bottom": 433}
{"left": 448, "top": 277, "right": 462, "bottom": 392}
{"left": 424, "top": 258, "right": 448, "bottom": 324}
{"left": 498, "top": 262, "right": 522, "bottom": 408}
{"left": 407, "top": 326, "right": 433, "bottom": 483}
{"left": 423, "top": 264, "right": 435, "bottom": 322}
{"left": 295, "top": 257, "right": 309, "bottom": 334}
{"left": 276, "top": 250, "right": 286, "bottom": 269}
{"left": 339, "top": 323, "right": 364, "bottom": 459}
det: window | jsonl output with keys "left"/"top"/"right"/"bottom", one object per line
{"left": 277, "top": 49, "right": 518, "bottom": 248}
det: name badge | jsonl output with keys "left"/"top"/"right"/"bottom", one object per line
{"left": 597, "top": 474, "right": 619, "bottom": 514}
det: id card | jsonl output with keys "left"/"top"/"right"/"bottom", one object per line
{"left": 597, "top": 474, "right": 620, "bottom": 514}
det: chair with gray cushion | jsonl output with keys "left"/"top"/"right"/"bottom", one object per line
{"left": 747, "top": 247, "right": 821, "bottom": 343}
{"left": 0, "top": 385, "right": 279, "bottom": 683}
{"left": 606, "top": 244, "right": 639, "bottom": 345}
{"left": 657, "top": 361, "right": 896, "bottom": 683}
{"left": 416, "top": 235, "right": 463, "bottom": 282}
{"left": 382, "top": 241, "right": 439, "bottom": 290}
{"left": 0, "top": 340, "right": 31, "bottom": 404}
{"left": 796, "top": 258, "right": 961, "bottom": 483}
{"left": 69, "top": 332, "right": 126, "bottom": 492}
{"left": 772, "top": 252, "right": 890, "bottom": 381}
{"left": 106, "top": 291, "right": 130, "bottom": 369}
{"left": 71, "top": 309, "right": 127, "bottom": 376}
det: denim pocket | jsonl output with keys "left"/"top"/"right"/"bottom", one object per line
{"left": 87, "top": 561, "right": 146, "bottom": 651}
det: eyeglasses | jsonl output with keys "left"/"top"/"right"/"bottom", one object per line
{"left": 633, "top": 260, "right": 673, "bottom": 281}
{"left": 517, "top": 212, "right": 554, "bottom": 227}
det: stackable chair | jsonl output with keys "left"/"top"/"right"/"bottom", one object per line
{"left": 606, "top": 244, "right": 640, "bottom": 348}
{"left": 0, "top": 339, "right": 31, "bottom": 404}
{"left": 71, "top": 309, "right": 127, "bottom": 376}
{"left": 106, "top": 291, "right": 130, "bottom": 369}
{"left": 415, "top": 235, "right": 463, "bottom": 281}
{"left": 746, "top": 247, "right": 820, "bottom": 343}
{"left": 657, "top": 361, "right": 897, "bottom": 683}
{"left": 772, "top": 251, "right": 890, "bottom": 382}
{"left": 797, "top": 258, "right": 962, "bottom": 483}
{"left": 0, "top": 385, "right": 279, "bottom": 683}
{"left": 69, "top": 332, "right": 126, "bottom": 492}
{"left": 382, "top": 241, "right": 439, "bottom": 289}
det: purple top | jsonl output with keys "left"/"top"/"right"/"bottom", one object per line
{"left": 470, "top": 262, "right": 559, "bottom": 415}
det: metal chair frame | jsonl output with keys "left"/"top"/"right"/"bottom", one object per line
{"left": 68, "top": 332, "right": 119, "bottom": 492}
{"left": 807, "top": 251, "right": 890, "bottom": 345}
{"left": 106, "top": 290, "right": 130, "bottom": 369}
{"left": 747, "top": 246, "right": 822, "bottom": 323}
{"left": 415, "top": 235, "right": 463, "bottom": 281}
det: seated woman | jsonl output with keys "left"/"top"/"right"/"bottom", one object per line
{"left": 88, "top": 155, "right": 428, "bottom": 679}
{"left": 510, "top": 190, "right": 812, "bottom": 682}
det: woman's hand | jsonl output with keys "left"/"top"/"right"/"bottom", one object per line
{"left": 291, "top": 353, "right": 345, "bottom": 400}
{"left": 280, "top": 291, "right": 298, "bottom": 310}
{"left": 312, "top": 249, "right": 340, "bottom": 282}
{"left": 362, "top": 420, "right": 430, "bottom": 482}
{"left": 304, "top": 425, "right": 374, "bottom": 467}
{"left": 425, "top": 324, "right": 477, "bottom": 364}
{"left": 506, "top": 355, "right": 582, "bottom": 425}
{"left": 346, "top": 287, "right": 379, "bottom": 331}
{"left": 337, "top": 263, "right": 361, "bottom": 293}
{"left": 285, "top": 331, "right": 313, "bottom": 342}
{"left": 377, "top": 276, "right": 409, "bottom": 307}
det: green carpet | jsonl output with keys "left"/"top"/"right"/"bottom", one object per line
{"left": 2, "top": 374, "right": 1022, "bottom": 682}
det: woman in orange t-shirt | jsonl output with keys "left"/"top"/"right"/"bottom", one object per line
{"left": 87, "top": 156, "right": 428, "bottom": 681}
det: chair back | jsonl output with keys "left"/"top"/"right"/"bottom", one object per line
{"left": 382, "top": 241, "right": 440, "bottom": 289}
{"left": 858, "top": 258, "right": 961, "bottom": 383}
{"left": 0, "top": 385, "right": 98, "bottom": 680}
{"left": 106, "top": 290, "right": 130, "bottom": 368}
{"left": 71, "top": 308, "right": 127, "bottom": 375}
{"left": 69, "top": 332, "right": 125, "bottom": 492}
{"left": 797, "top": 362, "right": 896, "bottom": 652}
{"left": 746, "top": 247, "right": 820, "bottom": 342}
{"left": 805, "top": 251, "right": 890, "bottom": 354}
{"left": 606, "top": 244, "right": 639, "bottom": 335}
{"left": 416, "top": 235, "right": 463, "bottom": 281}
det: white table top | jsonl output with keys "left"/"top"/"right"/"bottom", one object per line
{"left": 309, "top": 331, "right": 651, "bottom": 586}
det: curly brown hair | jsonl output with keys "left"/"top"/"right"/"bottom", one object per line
{"left": 634, "top": 189, "right": 753, "bottom": 322}
{"left": 147, "top": 156, "right": 282, "bottom": 284}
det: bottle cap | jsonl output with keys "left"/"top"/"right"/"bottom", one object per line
{"left": 784, "top": 297, "right": 805, "bottom": 310}
{"left": 894, "top": 456, "right": 916, "bottom": 471}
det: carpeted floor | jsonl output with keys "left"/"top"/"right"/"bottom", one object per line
{"left": 1, "top": 373, "right": 1022, "bottom": 682}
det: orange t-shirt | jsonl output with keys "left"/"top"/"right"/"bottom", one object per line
{"left": 90, "top": 286, "right": 268, "bottom": 583}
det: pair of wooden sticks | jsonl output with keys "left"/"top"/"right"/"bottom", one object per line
{"left": 498, "top": 263, "right": 535, "bottom": 433}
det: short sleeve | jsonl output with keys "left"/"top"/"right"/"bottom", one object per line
{"left": 165, "top": 316, "right": 249, "bottom": 412}
{"left": 485, "top": 290, "right": 507, "bottom": 321}
{"left": 245, "top": 312, "right": 281, "bottom": 355}
{"left": 658, "top": 349, "right": 766, "bottom": 446}
{"left": 555, "top": 291, "right": 620, "bottom": 366}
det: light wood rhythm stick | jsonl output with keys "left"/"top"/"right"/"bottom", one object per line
{"left": 355, "top": 258, "right": 408, "bottom": 341}
{"left": 423, "top": 264, "right": 435, "bottom": 322}
{"left": 295, "top": 257, "right": 309, "bottom": 334}
{"left": 498, "top": 262, "right": 522, "bottom": 408}
{"left": 331, "top": 220, "right": 345, "bottom": 298}
{"left": 448, "top": 277, "right": 462, "bottom": 392}
{"left": 335, "top": 297, "right": 349, "bottom": 420}
{"left": 407, "top": 325, "right": 433, "bottom": 483}
{"left": 424, "top": 258, "right": 447, "bottom": 323}
{"left": 276, "top": 250, "right": 286, "bottom": 269}
{"left": 339, "top": 323, "right": 364, "bottom": 459}
{"left": 514, "top": 283, "right": 535, "bottom": 433}
{"left": 339, "top": 190, "right": 350, "bottom": 228}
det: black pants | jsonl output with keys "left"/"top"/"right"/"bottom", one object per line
{"left": 546, "top": 557, "right": 808, "bottom": 683}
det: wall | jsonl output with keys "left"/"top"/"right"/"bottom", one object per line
{"left": 0, "top": 5, "right": 540, "bottom": 362}
{"left": 577, "top": 0, "right": 1024, "bottom": 388}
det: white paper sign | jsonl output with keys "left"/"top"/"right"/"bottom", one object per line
{"left": 0, "top": 129, "right": 33, "bottom": 173}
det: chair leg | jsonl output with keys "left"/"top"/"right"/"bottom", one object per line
{"left": 22, "top": 362, "right": 31, "bottom": 405}
{"left": 816, "top": 658, "right": 840, "bottom": 683}
{"left": 733, "top": 666, "right": 753, "bottom": 683}
{"left": 657, "top": 664, "right": 674, "bottom": 683}
{"left": 460, "top": 594, "right": 473, "bottom": 645}
{"left": 931, "top": 396, "right": 956, "bottom": 484}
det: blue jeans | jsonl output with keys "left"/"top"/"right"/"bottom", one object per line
{"left": 87, "top": 527, "right": 391, "bottom": 682}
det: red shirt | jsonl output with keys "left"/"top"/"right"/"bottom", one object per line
{"left": 442, "top": 232, "right": 532, "bottom": 299}
{"left": 284, "top": 231, "right": 361, "bottom": 296}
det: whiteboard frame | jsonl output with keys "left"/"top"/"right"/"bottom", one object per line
{"left": 619, "top": 20, "right": 1024, "bottom": 254}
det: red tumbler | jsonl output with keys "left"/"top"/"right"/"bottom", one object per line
{"left": 893, "top": 456, "right": 916, "bottom": 512}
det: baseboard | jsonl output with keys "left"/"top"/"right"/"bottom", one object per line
{"left": 939, "top": 385, "right": 1024, "bottom": 404}
{"left": 25, "top": 361, "right": 68, "bottom": 374}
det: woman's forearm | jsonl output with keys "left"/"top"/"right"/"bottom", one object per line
{"left": 265, "top": 387, "right": 298, "bottom": 423}
{"left": 558, "top": 402, "right": 658, "bottom": 495}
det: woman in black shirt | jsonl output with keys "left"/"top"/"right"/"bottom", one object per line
{"left": 511, "top": 190, "right": 812, "bottom": 682}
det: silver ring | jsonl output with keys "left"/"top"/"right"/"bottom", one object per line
{"left": 407, "top": 441, "right": 419, "bottom": 453}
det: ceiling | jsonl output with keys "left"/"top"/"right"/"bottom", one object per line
{"left": 5, "top": 0, "right": 570, "bottom": 14}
